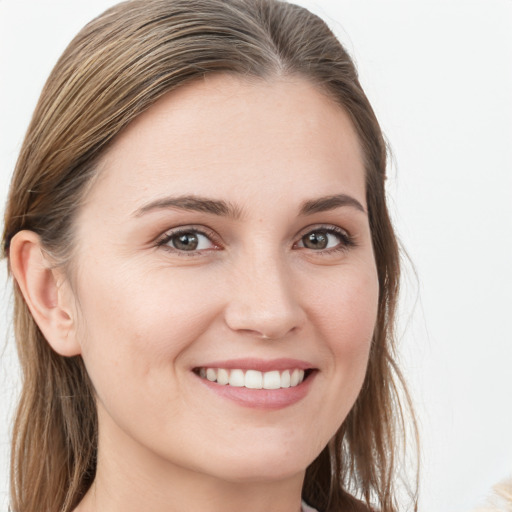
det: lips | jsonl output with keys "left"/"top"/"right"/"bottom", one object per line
{"left": 196, "top": 367, "right": 306, "bottom": 389}
{"left": 192, "top": 358, "right": 316, "bottom": 409}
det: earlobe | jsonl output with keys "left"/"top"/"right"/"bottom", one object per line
{"left": 9, "top": 230, "right": 81, "bottom": 357}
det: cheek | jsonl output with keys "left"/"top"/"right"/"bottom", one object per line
{"left": 307, "top": 262, "right": 379, "bottom": 398}
{"left": 73, "top": 261, "right": 223, "bottom": 400}
{"left": 77, "top": 258, "right": 218, "bottom": 340}
{"left": 338, "top": 270, "right": 379, "bottom": 370}
{"left": 309, "top": 262, "right": 379, "bottom": 346}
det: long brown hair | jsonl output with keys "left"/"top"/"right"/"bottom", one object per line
{"left": 2, "top": 1, "right": 418, "bottom": 511}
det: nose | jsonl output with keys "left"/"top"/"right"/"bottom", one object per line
{"left": 223, "top": 252, "right": 306, "bottom": 340}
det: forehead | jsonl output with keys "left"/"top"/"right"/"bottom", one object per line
{"left": 85, "top": 74, "right": 366, "bottom": 215}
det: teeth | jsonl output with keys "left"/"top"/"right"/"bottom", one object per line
{"left": 263, "top": 370, "right": 281, "bottom": 390}
{"left": 217, "top": 368, "right": 229, "bottom": 385}
{"left": 281, "top": 370, "right": 291, "bottom": 388}
{"left": 245, "top": 370, "right": 263, "bottom": 389}
{"left": 198, "top": 368, "right": 307, "bottom": 389}
{"left": 290, "top": 369, "right": 300, "bottom": 387}
{"left": 229, "top": 369, "right": 245, "bottom": 387}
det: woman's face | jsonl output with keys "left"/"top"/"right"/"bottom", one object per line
{"left": 70, "top": 75, "right": 379, "bottom": 483}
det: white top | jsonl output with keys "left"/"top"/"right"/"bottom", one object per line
{"left": 301, "top": 501, "right": 319, "bottom": 512}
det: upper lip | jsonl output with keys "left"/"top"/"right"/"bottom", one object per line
{"left": 193, "top": 358, "right": 314, "bottom": 372}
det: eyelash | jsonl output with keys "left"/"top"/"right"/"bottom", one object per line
{"left": 156, "top": 226, "right": 221, "bottom": 256}
{"left": 156, "top": 224, "right": 356, "bottom": 256}
{"left": 294, "top": 225, "right": 356, "bottom": 255}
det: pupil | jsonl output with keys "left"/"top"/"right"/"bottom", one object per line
{"left": 174, "top": 233, "right": 198, "bottom": 251}
{"left": 304, "top": 232, "right": 327, "bottom": 249}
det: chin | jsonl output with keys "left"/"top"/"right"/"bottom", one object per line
{"left": 199, "top": 443, "right": 318, "bottom": 484}
{"left": 214, "top": 460, "right": 308, "bottom": 484}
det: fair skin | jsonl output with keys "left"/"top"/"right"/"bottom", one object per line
{"left": 11, "top": 75, "right": 379, "bottom": 512}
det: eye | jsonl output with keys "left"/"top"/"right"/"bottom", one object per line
{"left": 158, "top": 228, "right": 218, "bottom": 252}
{"left": 295, "top": 226, "right": 354, "bottom": 252}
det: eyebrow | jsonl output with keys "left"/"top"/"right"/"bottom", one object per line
{"left": 133, "top": 195, "right": 242, "bottom": 219}
{"left": 133, "top": 192, "right": 366, "bottom": 219}
{"left": 299, "top": 194, "right": 366, "bottom": 215}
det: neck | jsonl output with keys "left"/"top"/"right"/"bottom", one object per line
{"left": 80, "top": 473, "right": 305, "bottom": 512}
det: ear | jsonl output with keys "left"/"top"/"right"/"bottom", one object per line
{"left": 9, "top": 230, "right": 81, "bottom": 357}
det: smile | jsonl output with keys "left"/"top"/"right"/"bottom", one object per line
{"left": 196, "top": 368, "right": 306, "bottom": 389}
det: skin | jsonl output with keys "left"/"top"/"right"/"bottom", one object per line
{"left": 12, "top": 75, "right": 379, "bottom": 512}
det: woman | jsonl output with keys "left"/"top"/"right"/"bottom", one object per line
{"left": 2, "top": 1, "right": 417, "bottom": 511}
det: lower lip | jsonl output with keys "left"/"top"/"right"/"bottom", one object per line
{"left": 196, "top": 372, "right": 316, "bottom": 410}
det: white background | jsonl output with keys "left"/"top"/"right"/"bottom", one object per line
{"left": 1, "top": 1, "right": 511, "bottom": 511}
